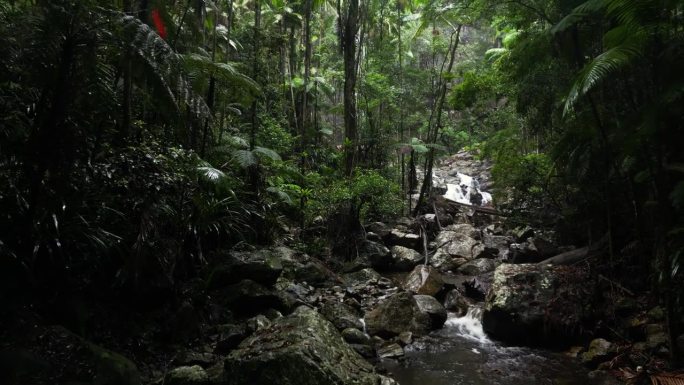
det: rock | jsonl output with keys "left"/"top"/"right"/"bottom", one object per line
{"left": 398, "top": 331, "right": 413, "bottom": 345}
{"left": 377, "top": 343, "right": 404, "bottom": 359}
{"left": 442, "top": 224, "right": 480, "bottom": 239}
{"left": 342, "top": 328, "right": 370, "bottom": 345}
{"left": 645, "top": 323, "right": 668, "bottom": 349}
{"left": 385, "top": 229, "right": 421, "bottom": 250}
{"left": 208, "top": 248, "right": 284, "bottom": 288}
{"left": 320, "top": 301, "right": 363, "bottom": 331}
{"left": 390, "top": 246, "right": 424, "bottom": 271}
{"left": 342, "top": 268, "right": 382, "bottom": 287}
{"left": 430, "top": 249, "right": 468, "bottom": 272}
{"left": 359, "top": 240, "right": 392, "bottom": 270}
{"left": 457, "top": 258, "right": 497, "bottom": 276}
{"left": 214, "top": 324, "right": 249, "bottom": 354}
{"left": 173, "top": 352, "right": 217, "bottom": 368}
{"left": 246, "top": 315, "right": 272, "bottom": 333}
{"left": 218, "top": 279, "right": 285, "bottom": 315}
{"left": 444, "top": 289, "right": 472, "bottom": 315}
{"left": 509, "top": 237, "right": 558, "bottom": 264}
{"left": 482, "top": 234, "right": 511, "bottom": 258}
{"left": 511, "top": 226, "right": 535, "bottom": 242}
{"left": 463, "top": 272, "right": 493, "bottom": 301}
{"left": 379, "top": 375, "right": 400, "bottom": 385}
{"left": 404, "top": 265, "right": 444, "bottom": 296}
{"left": 482, "top": 264, "right": 591, "bottom": 346}
{"left": 364, "top": 292, "right": 432, "bottom": 338}
{"left": 224, "top": 307, "right": 380, "bottom": 385}
{"left": 164, "top": 365, "right": 209, "bottom": 385}
{"left": 648, "top": 306, "right": 666, "bottom": 321}
{"left": 580, "top": 339, "right": 617, "bottom": 367}
{"left": 366, "top": 222, "right": 391, "bottom": 238}
{"left": 413, "top": 295, "right": 447, "bottom": 329}
{"left": 350, "top": 344, "right": 375, "bottom": 358}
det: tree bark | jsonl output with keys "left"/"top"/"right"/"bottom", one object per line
{"left": 343, "top": 0, "right": 359, "bottom": 176}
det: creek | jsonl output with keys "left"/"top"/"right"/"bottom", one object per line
{"left": 381, "top": 307, "right": 590, "bottom": 385}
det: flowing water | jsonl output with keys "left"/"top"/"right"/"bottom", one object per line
{"left": 381, "top": 307, "right": 591, "bottom": 385}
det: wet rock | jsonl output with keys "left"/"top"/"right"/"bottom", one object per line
{"left": 443, "top": 289, "right": 472, "bottom": 315}
{"left": 164, "top": 365, "right": 209, "bottom": 385}
{"left": 457, "top": 258, "right": 497, "bottom": 276}
{"left": 224, "top": 306, "right": 380, "bottom": 385}
{"left": 342, "top": 268, "right": 382, "bottom": 287}
{"left": 404, "top": 265, "right": 444, "bottom": 296}
{"left": 482, "top": 264, "right": 591, "bottom": 346}
{"left": 364, "top": 292, "right": 432, "bottom": 338}
{"left": 173, "top": 352, "right": 217, "bottom": 368}
{"left": 580, "top": 339, "right": 617, "bottom": 367}
{"left": 380, "top": 375, "right": 400, "bottom": 385}
{"left": 359, "top": 240, "right": 392, "bottom": 269}
{"left": 463, "top": 272, "right": 494, "bottom": 301}
{"left": 218, "top": 279, "right": 285, "bottom": 315}
{"left": 320, "top": 301, "right": 363, "bottom": 331}
{"left": 208, "top": 248, "right": 284, "bottom": 288}
{"left": 214, "top": 323, "right": 249, "bottom": 354}
{"left": 398, "top": 331, "right": 413, "bottom": 345}
{"left": 645, "top": 323, "right": 668, "bottom": 349}
{"left": 377, "top": 343, "right": 404, "bottom": 359}
{"left": 350, "top": 344, "right": 375, "bottom": 358}
{"left": 385, "top": 229, "right": 421, "bottom": 250}
{"left": 390, "top": 246, "right": 424, "bottom": 271}
{"left": 342, "top": 328, "right": 371, "bottom": 345}
{"left": 414, "top": 295, "right": 447, "bottom": 329}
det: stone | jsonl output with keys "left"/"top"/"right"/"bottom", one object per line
{"left": 366, "top": 222, "right": 391, "bottom": 238}
{"left": 482, "top": 264, "right": 591, "bottom": 346}
{"left": 443, "top": 289, "right": 472, "bottom": 315}
{"left": 580, "top": 339, "right": 617, "bottom": 367}
{"left": 224, "top": 307, "right": 380, "bottom": 385}
{"left": 218, "top": 279, "right": 285, "bottom": 315}
{"left": 208, "top": 248, "right": 284, "bottom": 288}
{"left": 164, "top": 365, "right": 209, "bottom": 385}
{"left": 648, "top": 306, "right": 666, "bottom": 321}
{"left": 457, "top": 258, "right": 497, "bottom": 276}
{"left": 364, "top": 292, "right": 432, "bottom": 338}
{"left": 398, "top": 331, "right": 413, "bottom": 345}
{"left": 214, "top": 323, "right": 249, "bottom": 354}
{"left": 430, "top": 249, "right": 468, "bottom": 272}
{"left": 404, "top": 265, "right": 444, "bottom": 296}
{"left": 342, "top": 328, "right": 371, "bottom": 345}
{"left": 463, "top": 272, "right": 494, "bottom": 301}
{"left": 172, "top": 352, "right": 217, "bottom": 368}
{"left": 511, "top": 226, "right": 535, "bottom": 242}
{"left": 359, "top": 240, "right": 392, "bottom": 270}
{"left": 385, "top": 229, "right": 421, "bottom": 250}
{"left": 246, "top": 315, "right": 272, "bottom": 333}
{"left": 320, "top": 301, "right": 363, "bottom": 331}
{"left": 350, "top": 344, "right": 375, "bottom": 358}
{"left": 435, "top": 232, "right": 479, "bottom": 259}
{"left": 390, "top": 246, "right": 424, "bottom": 271}
{"left": 379, "top": 375, "right": 400, "bottom": 385}
{"left": 443, "top": 223, "right": 480, "bottom": 239}
{"left": 342, "top": 268, "right": 382, "bottom": 287}
{"left": 377, "top": 343, "right": 404, "bottom": 359}
{"left": 413, "top": 295, "right": 447, "bottom": 329}
{"left": 645, "top": 323, "right": 668, "bottom": 349}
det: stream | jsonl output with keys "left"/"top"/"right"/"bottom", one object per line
{"left": 381, "top": 307, "right": 590, "bottom": 385}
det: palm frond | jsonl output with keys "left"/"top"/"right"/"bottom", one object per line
{"left": 233, "top": 149, "right": 258, "bottom": 168}
{"left": 253, "top": 146, "right": 281, "bottom": 161}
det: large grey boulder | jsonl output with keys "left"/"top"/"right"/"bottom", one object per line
{"left": 390, "top": 246, "right": 424, "bottom": 271}
{"left": 385, "top": 229, "right": 421, "bottom": 250}
{"left": 458, "top": 258, "right": 497, "bottom": 276}
{"left": 404, "top": 265, "right": 444, "bottom": 296}
{"left": 218, "top": 279, "right": 286, "bottom": 315}
{"left": 414, "top": 295, "right": 447, "bottom": 329}
{"left": 482, "top": 264, "right": 591, "bottom": 346}
{"left": 224, "top": 307, "right": 380, "bottom": 385}
{"left": 208, "top": 248, "right": 284, "bottom": 288}
{"left": 364, "top": 292, "right": 432, "bottom": 338}
{"left": 320, "top": 301, "right": 363, "bottom": 331}
{"left": 431, "top": 230, "right": 481, "bottom": 271}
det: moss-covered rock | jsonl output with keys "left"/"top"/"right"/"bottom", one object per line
{"left": 164, "top": 365, "right": 209, "bottom": 385}
{"left": 224, "top": 307, "right": 380, "bottom": 385}
{"left": 364, "top": 292, "right": 432, "bottom": 338}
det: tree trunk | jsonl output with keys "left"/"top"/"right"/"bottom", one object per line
{"left": 343, "top": 0, "right": 359, "bottom": 176}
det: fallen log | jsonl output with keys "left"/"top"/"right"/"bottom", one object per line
{"left": 538, "top": 234, "right": 609, "bottom": 265}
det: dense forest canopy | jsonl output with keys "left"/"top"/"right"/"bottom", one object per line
{"left": 1, "top": 0, "right": 683, "bottom": 382}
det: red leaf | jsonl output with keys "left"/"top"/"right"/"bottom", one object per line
{"left": 151, "top": 8, "right": 167, "bottom": 39}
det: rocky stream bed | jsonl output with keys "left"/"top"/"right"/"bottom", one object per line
{"left": 3, "top": 152, "right": 675, "bottom": 385}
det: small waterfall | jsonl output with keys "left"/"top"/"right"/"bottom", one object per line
{"left": 444, "top": 307, "right": 490, "bottom": 344}
{"left": 359, "top": 318, "right": 367, "bottom": 335}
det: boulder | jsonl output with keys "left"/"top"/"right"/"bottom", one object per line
{"left": 580, "top": 339, "right": 617, "bottom": 367}
{"left": 342, "top": 268, "right": 382, "bottom": 287}
{"left": 172, "top": 352, "right": 217, "bottom": 368}
{"left": 463, "top": 273, "right": 494, "bottom": 301}
{"left": 208, "top": 248, "right": 284, "bottom": 288}
{"left": 482, "top": 264, "right": 591, "bottom": 346}
{"left": 342, "top": 328, "right": 371, "bottom": 345}
{"left": 458, "top": 258, "right": 497, "bottom": 276}
{"left": 164, "top": 365, "right": 209, "bottom": 385}
{"left": 390, "top": 246, "right": 424, "bottom": 271}
{"left": 366, "top": 222, "right": 391, "bottom": 238}
{"left": 385, "top": 229, "right": 421, "bottom": 250}
{"left": 645, "top": 324, "right": 668, "bottom": 349}
{"left": 224, "top": 307, "right": 380, "bottom": 385}
{"left": 218, "top": 279, "right": 285, "bottom": 315}
{"left": 442, "top": 223, "right": 480, "bottom": 239}
{"left": 404, "top": 265, "right": 444, "bottom": 296}
{"left": 359, "top": 240, "right": 392, "bottom": 270}
{"left": 443, "top": 289, "right": 472, "bottom": 316}
{"left": 377, "top": 343, "right": 404, "bottom": 359}
{"left": 320, "top": 301, "right": 363, "bottom": 331}
{"left": 364, "top": 292, "right": 432, "bottom": 338}
{"left": 414, "top": 295, "right": 447, "bottom": 329}
{"left": 509, "top": 237, "right": 558, "bottom": 264}
{"left": 430, "top": 249, "right": 468, "bottom": 272}
{"left": 214, "top": 323, "right": 249, "bottom": 354}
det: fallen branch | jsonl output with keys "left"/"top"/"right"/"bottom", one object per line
{"left": 538, "top": 234, "right": 609, "bottom": 265}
